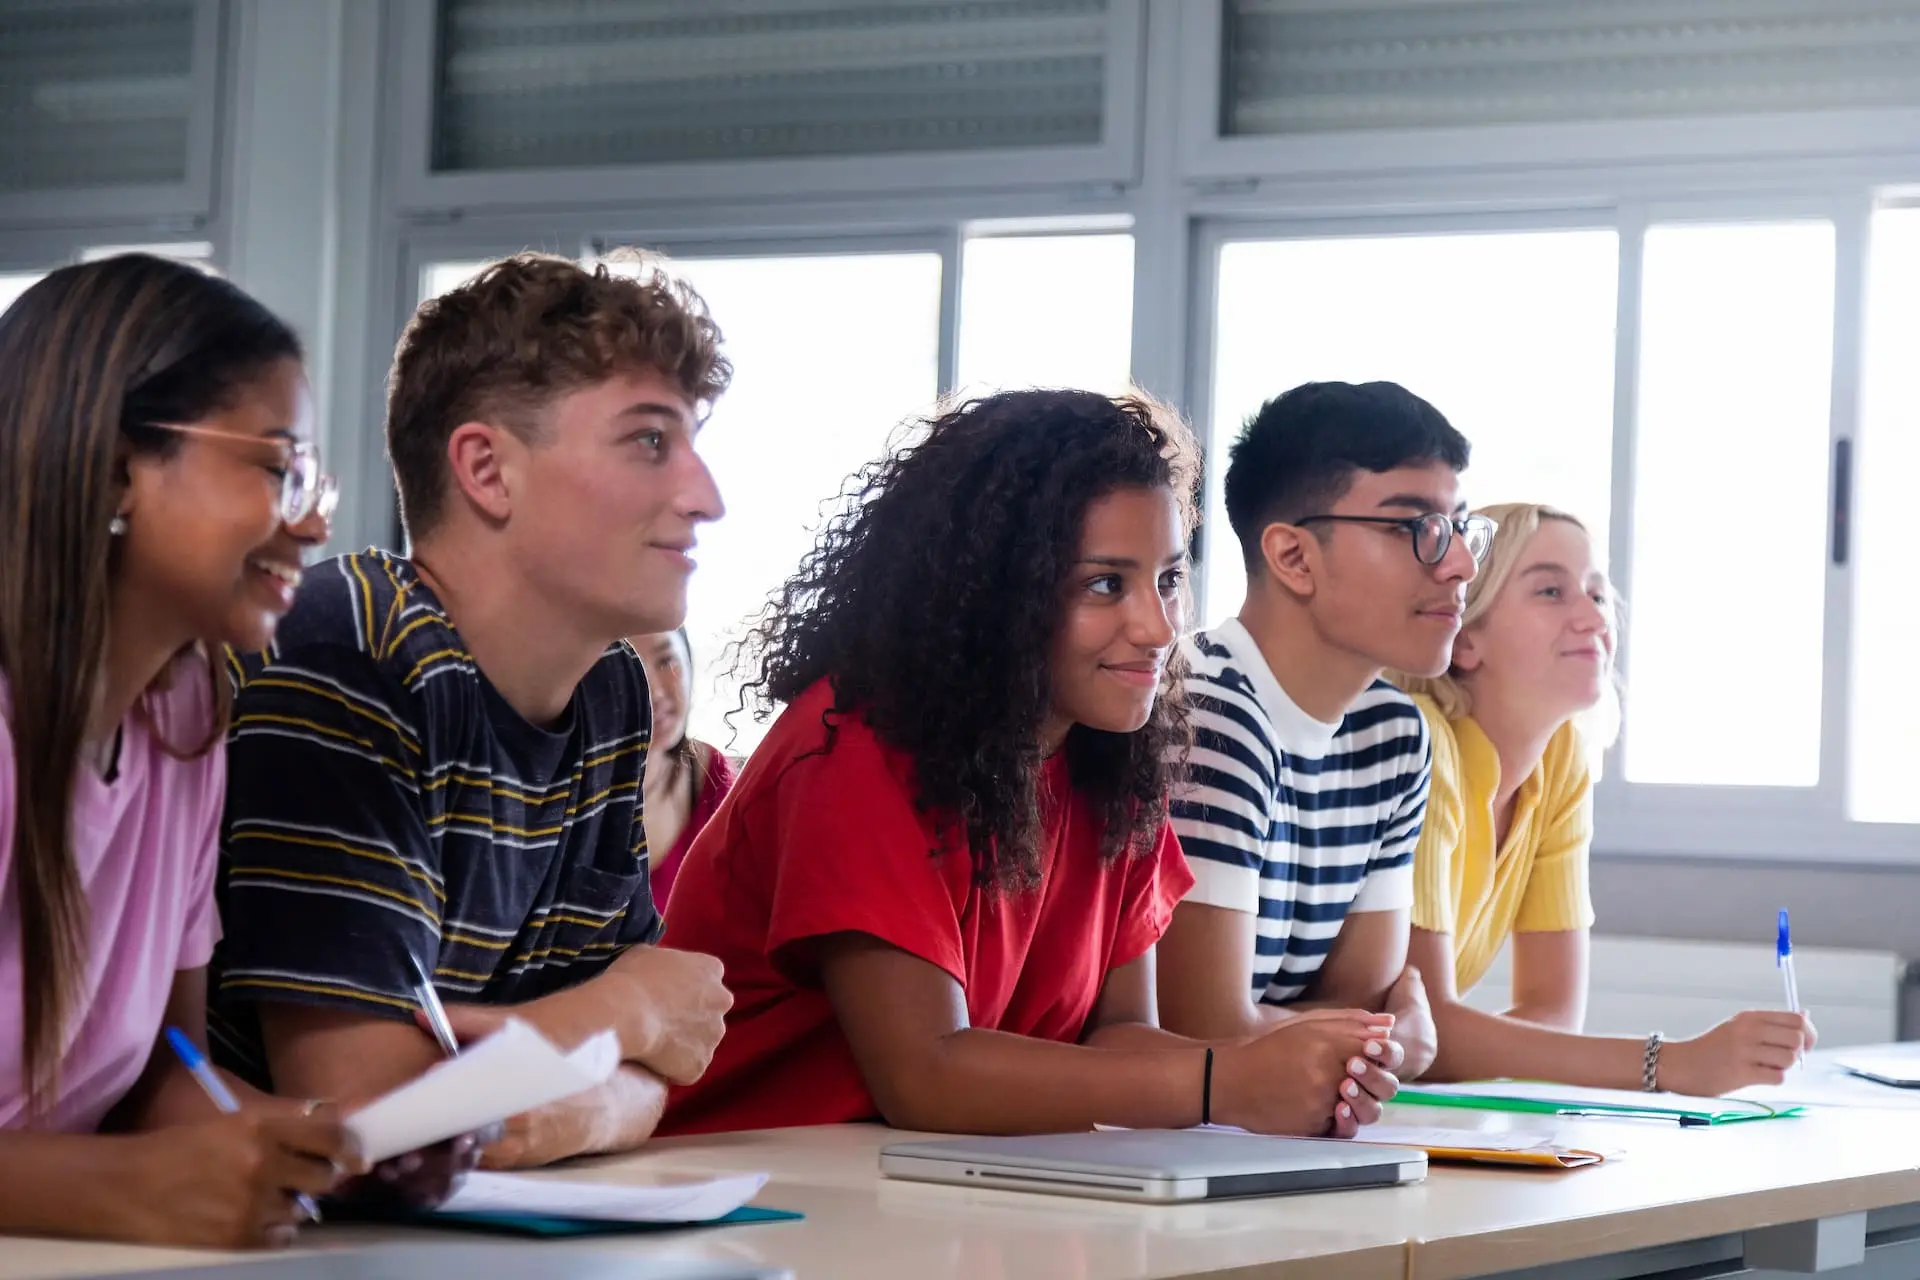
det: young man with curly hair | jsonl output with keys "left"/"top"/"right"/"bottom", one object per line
{"left": 658, "top": 389, "right": 1404, "bottom": 1139}
{"left": 207, "top": 253, "right": 735, "bottom": 1168}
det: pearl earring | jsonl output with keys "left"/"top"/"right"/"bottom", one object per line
{"left": 109, "top": 514, "right": 128, "bottom": 536}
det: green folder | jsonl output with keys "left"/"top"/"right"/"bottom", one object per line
{"left": 356, "top": 1202, "right": 804, "bottom": 1239}
{"left": 1395, "top": 1086, "right": 1803, "bottom": 1127}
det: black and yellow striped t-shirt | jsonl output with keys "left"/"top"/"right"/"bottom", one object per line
{"left": 207, "top": 550, "right": 658, "bottom": 1088}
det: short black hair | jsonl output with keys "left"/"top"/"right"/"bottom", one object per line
{"left": 1223, "top": 380, "right": 1471, "bottom": 571}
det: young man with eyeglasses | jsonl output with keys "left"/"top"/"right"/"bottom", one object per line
{"left": 1157, "top": 381, "right": 1487, "bottom": 1083}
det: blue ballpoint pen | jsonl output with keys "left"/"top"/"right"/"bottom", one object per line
{"left": 165, "top": 1027, "right": 322, "bottom": 1223}
{"left": 1777, "top": 909, "right": 1805, "bottom": 1066}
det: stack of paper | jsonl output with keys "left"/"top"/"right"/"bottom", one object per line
{"left": 346, "top": 1018, "right": 621, "bottom": 1163}
{"left": 440, "top": 1172, "right": 770, "bottom": 1223}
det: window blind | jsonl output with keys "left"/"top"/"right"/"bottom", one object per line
{"left": 0, "top": 0, "right": 196, "bottom": 193}
{"left": 431, "top": 0, "right": 1110, "bottom": 172}
{"left": 1223, "top": 0, "right": 1920, "bottom": 136}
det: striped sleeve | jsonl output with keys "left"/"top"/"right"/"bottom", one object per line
{"left": 1168, "top": 685, "right": 1277, "bottom": 915}
{"left": 1349, "top": 709, "right": 1427, "bottom": 915}
{"left": 216, "top": 643, "right": 437, "bottom": 1020}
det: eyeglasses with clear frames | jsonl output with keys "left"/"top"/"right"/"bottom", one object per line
{"left": 141, "top": 421, "right": 339, "bottom": 527}
{"left": 1293, "top": 512, "right": 1498, "bottom": 567}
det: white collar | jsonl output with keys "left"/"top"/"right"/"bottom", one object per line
{"left": 1208, "top": 618, "right": 1345, "bottom": 756}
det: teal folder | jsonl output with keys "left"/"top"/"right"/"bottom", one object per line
{"left": 361, "top": 1203, "right": 804, "bottom": 1239}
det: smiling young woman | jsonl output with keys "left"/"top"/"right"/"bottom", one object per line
{"left": 1391, "top": 502, "right": 1815, "bottom": 1095}
{"left": 658, "top": 388, "right": 1399, "bottom": 1141}
{"left": 0, "top": 254, "right": 363, "bottom": 1249}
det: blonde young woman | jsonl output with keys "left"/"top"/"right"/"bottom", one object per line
{"left": 1391, "top": 503, "right": 1814, "bottom": 1095}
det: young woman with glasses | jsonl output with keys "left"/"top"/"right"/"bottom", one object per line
{"left": 0, "top": 254, "right": 464, "bottom": 1250}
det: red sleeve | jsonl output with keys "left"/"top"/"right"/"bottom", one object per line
{"left": 1109, "top": 820, "right": 1196, "bottom": 971}
{"left": 762, "top": 722, "right": 967, "bottom": 987}
{"left": 688, "top": 744, "right": 738, "bottom": 831}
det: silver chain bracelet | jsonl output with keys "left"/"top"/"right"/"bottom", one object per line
{"left": 1642, "top": 1031, "right": 1664, "bottom": 1092}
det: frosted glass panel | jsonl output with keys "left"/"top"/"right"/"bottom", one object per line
{"left": 1206, "top": 230, "right": 1618, "bottom": 625}
{"left": 955, "top": 233, "right": 1134, "bottom": 397}
{"left": 1223, "top": 0, "right": 1920, "bottom": 136}
{"left": 434, "top": 0, "right": 1108, "bottom": 172}
{"left": 667, "top": 253, "right": 943, "bottom": 754}
{"left": 1851, "top": 208, "right": 1920, "bottom": 823}
{"left": 0, "top": 0, "right": 197, "bottom": 192}
{"left": 1626, "top": 222, "right": 1833, "bottom": 787}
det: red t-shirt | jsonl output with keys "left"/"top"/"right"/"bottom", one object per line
{"left": 658, "top": 679, "right": 1194, "bottom": 1137}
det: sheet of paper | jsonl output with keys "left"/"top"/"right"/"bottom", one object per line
{"left": 1415, "top": 1079, "right": 1756, "bottom": 1112}
{"left": 1734, "top": 1064, "right": 1920, "bottom": 1111}
{"left": 1351, "top": 1124, "right": 1560, "bottom": 1152}
{"left": 441, "top": 1171, "right": 769, "bottom": 1223}
{"left": 346, "top": 1018, "right": 621, "bottom": 1163}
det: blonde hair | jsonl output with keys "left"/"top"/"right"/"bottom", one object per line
{"left": 1391, "top": 502, "right": 1622, "bottom": 750}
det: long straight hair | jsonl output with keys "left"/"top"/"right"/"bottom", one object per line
{"left": 0, "top": 254, "right": 301, "bottom": 1115}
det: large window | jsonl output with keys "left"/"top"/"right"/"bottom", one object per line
{"left": 1206, "top": 210, "right": 1915, "bottom": 855}
{"left": 1853, "top": 208, "right": 1920, "bottom": 824}
{"left": 668, "top": 252, "right": 944, "bottom": 753}
{"left": 1626, "top": 222, "right": 1835, "bottom": 788}
{"left": 955, "top": 232, "right": 1135, "bottom": 397}
{"left": 1205, "top": 228, "right": 1618, "bottom": 625}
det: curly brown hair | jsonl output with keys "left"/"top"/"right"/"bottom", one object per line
{"left": 386, "top": 249, "right": 731, "bottom": 539}
{"left": 736, "top": 388, "right": 1200, "bottom": 890}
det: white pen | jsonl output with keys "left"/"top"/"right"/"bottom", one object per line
{"left": 410, "top": 952, "right": 460, "bottom": 1059}
{"left": 1778, "top": 909, "right": 1805, "bottom": 1067}
{"left": 166, "top": 1027, "right": 323, "bottom": 1222}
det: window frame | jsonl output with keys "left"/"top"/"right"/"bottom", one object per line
{"left": 1191, "top": 193, "right": 1913, "bottom": 864}
{"left": 387, "top": 0, "right": 1148, "bottom": 215}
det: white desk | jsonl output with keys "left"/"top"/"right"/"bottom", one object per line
{"left": 11, "top": 1049, "right": 1920, "bottom": 1280}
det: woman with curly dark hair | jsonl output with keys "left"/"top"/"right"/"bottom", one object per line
{"left": 657, "top": 388, "right": 1400, "bottom": 1138}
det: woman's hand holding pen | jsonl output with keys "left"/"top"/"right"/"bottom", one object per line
{"left": 1658, "top": 1010, "right": 1818, "bottom": 1095}
{"left": 110, "top": 1109, "right": 365, "bottom": 1249}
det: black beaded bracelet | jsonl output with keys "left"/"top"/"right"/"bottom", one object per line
{"left": 1202, "top": 1047, "right": 1215, "bottom": 1124}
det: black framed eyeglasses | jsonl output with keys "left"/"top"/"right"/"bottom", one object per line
{"left": 1294, "top": 512, "right": 1498, "bottom": 567}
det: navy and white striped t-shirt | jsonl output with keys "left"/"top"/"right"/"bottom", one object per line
{"left": 1170, "top": 619, "right": 1430, "bottom": 1005}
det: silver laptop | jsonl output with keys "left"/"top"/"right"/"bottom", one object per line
{"left": 879, "top": 1129, "right": 1425, "bottom": 1203}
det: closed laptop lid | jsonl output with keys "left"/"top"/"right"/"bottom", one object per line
{"left": 882, "top": 1129, "right": 1414, "bottom": 1180}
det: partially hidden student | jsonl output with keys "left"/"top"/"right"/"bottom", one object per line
{"left": 660, "top": 389, "right": 1403, "bottom": 1139}
{"left": 206, "top": 252, "right": 735, "bottom": 1169}
{"left": 1157, "top": 381, "right": 1491, "bottom": 1079}
{"left": 0, "top": 254, "right": 457, "bottom": 1247}
{"left": 1391, "top": 503, "right": 1815, "bottom": 1092}
{"left": 628, "top": 628, "right": 736, "bottom": 911}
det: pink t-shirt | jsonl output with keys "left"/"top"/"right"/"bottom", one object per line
{"left": 0, "top": 656, "right": 225, "bottom": 1132}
